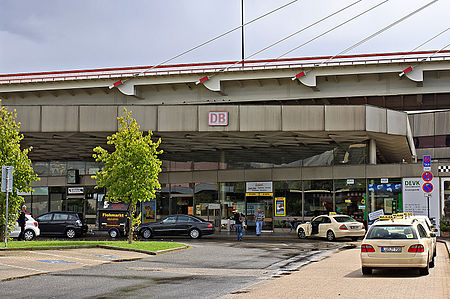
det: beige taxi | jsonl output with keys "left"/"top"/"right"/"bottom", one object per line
{"left": 360, "top": 215, "right": 435, "bottom": 275}
{"left": 297, "top": 214, "right": 366, "bottom": 241}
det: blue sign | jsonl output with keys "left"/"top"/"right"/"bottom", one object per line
{"left": 422, "top": 171, "right": 433, "bottom": 182}
{"left": 423, "top": 155, "right": 431, "bottom": 168}
{"left": 422, "top": 183, "right": 433, "bottom": 193}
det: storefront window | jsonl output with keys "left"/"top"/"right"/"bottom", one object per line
{"left": 156, "top": 184, "right": 170, "bottom": 220}
{"left": 335, "top": 179, "right": 365, "bottom": 223}
{"left": 33, "top": 162, "right": 50, "bottom": 176}
{"left": 50, "top": 161, "right": 67, "bottom": 176}
{"left": 194, "top": 183, "right": 219, "bottom": 225}
{"left": 442, "top": 180, "right": 450, "bottom": 224}
{"left": 67, "top": 161, "right": 86, "bottom": 175}
{"left": 170, "top": 183, "right": 193, "bottom": 215}
{"left": 304, "top": 180, "right": 333, "bottom": 219}
{"left": 367, "top": 179, "right": 402, "bottom": 216}
{"left": 273, "top": 181, "right": 302, "bottom": 228}
{"left": 220, "top": 182, "right": 245, "bottom": 231}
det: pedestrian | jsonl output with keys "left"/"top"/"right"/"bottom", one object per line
{"left": 233, "top": 210, "right": 244, "bottom": 241}
{"left": 18, "top": 205, "right": 27, "bottom": 241}
{"left": 255, "top": 208, "right": 264, "bottom": 236}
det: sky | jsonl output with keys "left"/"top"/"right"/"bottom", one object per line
{"left": 1, "top": 0, "right": 449, "bottom": 74}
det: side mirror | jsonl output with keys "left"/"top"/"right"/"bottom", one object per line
{"left": 432, "top": 228, "right": 438, "bottom": 233}
{"left": 430, "top": 233, "right": 436, "bottom": 238}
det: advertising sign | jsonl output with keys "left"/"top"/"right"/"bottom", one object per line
{"left": 275, "top": 197, "right": 286, "bottom": 216}
{"left": 402, "top": 178, "right": 440, "bottom": 234}
{"left": 208, "top": 111, "right": 228, "bottom": 126}
{"left": 98, "top": 210, "right": 127, "bottom": 230}
{"left": 368, "top": 209, "right": 384, "bottom": 221}
{"left": 246, "top": 182, "right": 272, "bottom": 193}
{"left": 142, "top": 199, "right": 156, "bottom": 224}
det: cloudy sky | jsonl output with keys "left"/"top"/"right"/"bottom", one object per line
{"left": 1, "top": 0, "right": 449, "bottom": 74}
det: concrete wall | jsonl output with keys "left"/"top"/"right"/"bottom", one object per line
{"left": 5, "top": 104, "right": 408, "bottom": 137}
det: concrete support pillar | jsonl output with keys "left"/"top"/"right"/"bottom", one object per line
{"left": 369, "top": 139, "right": 377, "bottom": 165}
{"left": 219, "top": 151, "right": 226, "bottom": 230}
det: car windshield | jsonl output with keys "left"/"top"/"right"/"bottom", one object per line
{"left": 366, "top": 225, "right": 417, "bottom": 239}
{"left": 333, "top": 216, "right": 356, "bottom": 223}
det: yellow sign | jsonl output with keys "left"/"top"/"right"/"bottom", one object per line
{"left": 329, "top": 212, "right": 337, "bottom": 215}
{"left": 275, "top": 197, "right": 286, "bottom": 216}
{"left": 361, "top": 199, "right": 365, "bottom": 204}
{"left": 260, "top": 193, "right": 273, "bottom": 196}
{"left": 246, "top": 193, "right": 259, "bottom": 196}
{"left": 379, "top": 215, "right": 394, "bottom": 220}
{"left": 345, "top": 199, "right": 352, "bottom": 203}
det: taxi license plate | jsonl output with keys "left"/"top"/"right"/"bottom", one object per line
{"left": 381, "top": 247, "right": 402, "bottom": 253}
{"left": 350, "top": 226, "right": 359, "bottom": 229}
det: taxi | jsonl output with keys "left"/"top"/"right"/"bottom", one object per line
{"left": 297, "top": 214, "right": 366, "bottom": 241}
{"left": 410, "top": 215, "right": 437, "bottom": 258}
{"left": 360, "top": 214, "right": 435, "bottom": 275}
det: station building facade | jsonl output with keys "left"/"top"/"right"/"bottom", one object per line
{"left": 1, "top": 51, "right": 449, "bottom": 232}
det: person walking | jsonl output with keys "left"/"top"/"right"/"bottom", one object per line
{"left": 233, "top": 210, "right": 244, "bottom": 241}
{"left": 255, "top": 208, "right": 265, "bottom": 236}
{"left": 18, "top": 205, "right": 27, "bottom": 241}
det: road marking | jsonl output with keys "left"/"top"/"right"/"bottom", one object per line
{"left": 28, "top": 251, "right": 102, "bottom": 265}
{"left": 0, "top": 261, "right": 42, "bottom": 272}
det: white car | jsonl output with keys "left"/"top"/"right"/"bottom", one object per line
{"left": 360, "top": 216, "right": 435, "bottom": 275}
{"left": 297, "top": 214, "right": 366, "bottom": 241}
{"left": 410, "top": 215, "right": 437, "bottom": 258}
{"left": 9, "top": 214, "right": 40, "bottom": 241}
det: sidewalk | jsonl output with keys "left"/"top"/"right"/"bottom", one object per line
{"left": 224, "top": 242, "right": 450, "bottom": 299}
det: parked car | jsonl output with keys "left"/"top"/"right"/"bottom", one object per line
{"left": 360, "top": 216, "right": 435, "bottom": 275}
{"left": 137, "top": 214, "right": 215, "bottom": 239}
{"left": 410, "top": 215, "right": 437, "bottom": 257}
{"left": 297, "top": 214, "right": 366, "bottom": 241}
{"left": 9, "top": 214, "right": 40, "bottom": 241}
{"left": 36, "top": 211, "right": 88, "bottom": 239}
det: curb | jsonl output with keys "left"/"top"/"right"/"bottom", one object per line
{"left": 0, "top": 244, "right": 190, "bottom": 256}
{"left": 437, "top": 238, "right": 450, "bottom": 258}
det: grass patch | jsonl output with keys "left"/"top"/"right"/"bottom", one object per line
{"left": 6, "top": 240, "right": 185, "bottom": 251}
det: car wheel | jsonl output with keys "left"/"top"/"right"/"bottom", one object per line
{"left": 297, "top": 228, "right": 306, "bottom": 239}
{"left": 109, "top": 228, "right": 119, "bottom": 239}
{"left": 189, "top": 228, "right": 201, "bottom": 239}
{"left": 24, "top": 229, "right": 35, "bottom": 241}
{"left": 326, "top": 230, "right": 335, "bottom": 241}
{"left": 66, "top": 228, "right": 76, "bottom": 239}
{"left": 419, "top": 255, "right": 430, "bottom": 275}
{"left": 430, "top": 255, "right": 435, "bottom": 268}
{"left": 142, "top": 228, "right": 152, "bottom": 239}
{"left": 362, "top": 267, "right": 372, "bottom": 275}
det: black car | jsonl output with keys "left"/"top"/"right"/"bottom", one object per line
{"left": 137, "top": 214, "right": 215, "bottom": 239}
{"left": 36, "top": 211, "right": 88, "bottom": 239}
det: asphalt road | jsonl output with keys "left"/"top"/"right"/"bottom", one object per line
{"left": 0, "top": 239, "right": 344, "bottom": 299}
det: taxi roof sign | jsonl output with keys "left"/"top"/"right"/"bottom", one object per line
{"left": 378, "top": 215, "right": 394, "bottom": 220}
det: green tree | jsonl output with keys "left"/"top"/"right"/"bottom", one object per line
{"left": 0, "top": 103, "right": 39, "bottom": 242}
{"left": 92, "top": 108, "right": 162, "bottom": 244}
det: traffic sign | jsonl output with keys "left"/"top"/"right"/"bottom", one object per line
{"left": 422, "top": 171, "right": 433, "bottom": 182}
{"left": 1, "top": 166, "right": 14, "bottom": 192}
{"left": 422, "top": 182, "right": 433, "bottom": 193}
{"left": 423, "top": 155, "right": 431, "bottom": 170}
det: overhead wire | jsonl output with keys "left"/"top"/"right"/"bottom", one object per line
{"left": 314, "top": 0, "right": 439, "bottom": 69}
{"left": 271, "top": 0, "right": 389, "bottom": 63}
{"left": 194, "top": 0, "right": 363, "bottom": 84}
{"left": 109, "top": 0, "right": 300, "bottom": 89}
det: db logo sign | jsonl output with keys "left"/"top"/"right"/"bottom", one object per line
{"left": 208, "top": 111, "right": 228, "bottom": 126}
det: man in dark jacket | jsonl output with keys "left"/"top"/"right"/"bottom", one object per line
{"left": 233, "top": 210, "right": 244, "bottom": 241}
{"left": 17, "top": 205, "right": 27, "bottom": 241}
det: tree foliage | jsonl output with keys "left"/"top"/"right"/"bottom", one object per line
{"left": 0, "top": 103, "right": 39, "bottom": 241}
{"left": 92, "top": 108, "right": 162, "bottom": 243}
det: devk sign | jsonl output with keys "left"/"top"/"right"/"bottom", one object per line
{"left": 208, "top": 111, "right": 228, "bottom": 126}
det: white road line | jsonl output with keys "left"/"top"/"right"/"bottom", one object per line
{"left": 0, "top": 261, "right": 42, "bottom": 272}
{"left": 28, "top": 251, "right": 104, "bottom": 265}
